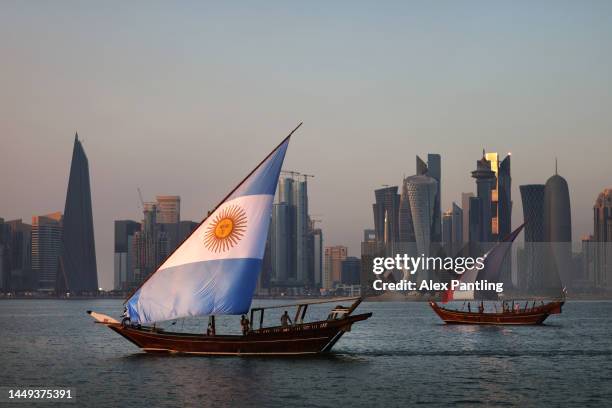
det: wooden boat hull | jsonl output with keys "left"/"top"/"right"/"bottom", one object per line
{"left": 102, "top": 313, "right": 372, "bottom": 355}
{"left": 429, "top": 301, "right": 563, "bottom": 325}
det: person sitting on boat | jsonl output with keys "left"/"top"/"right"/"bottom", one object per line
{"left": 240, "top": 315, "right": 250, "bottom": 335}
{"left": 478, "top": 301, "right": 484, "bottom": 314}
{"left": 281, "top": 311, "right": 292, "bottom": 327}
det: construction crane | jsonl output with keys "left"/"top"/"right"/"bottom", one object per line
{"left": 137, "top": 188, "right": 145, "bottom": 210}
{"left": 309, "top": 214, "right": 323, "bottom": 229}
{"left": 302, "top": 174, "right": 314, "bottom": 182}
{"left": 280, "top": 170, "right": 301, "bottom": 179}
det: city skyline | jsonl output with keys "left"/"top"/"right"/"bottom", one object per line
{"left": 2, "top": 2, "right": 612, "bottom": 289}
{"left": 2, "top": 133, "right": 608, "bottom": 290}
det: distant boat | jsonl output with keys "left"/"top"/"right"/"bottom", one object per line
{"left": 429, "top": 300, "right": 563, "bottom": 325}
{"left": 430, "top": 224, "right": 564, "bottom": 325}
{"left": 88, "top": 123, "right": 371, "bottom": 355}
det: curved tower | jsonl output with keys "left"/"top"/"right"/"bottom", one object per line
{"left": 398, "top": 177, "right": 415, "bottom": 243}
{"left": 544, "top": 162, "right": 572, "bottom": 288}
{"left": 404, "top": 175, "right": 437, "bottom": 257}
{"left": 60, "top": 133, "right": 98, "bottom": 293}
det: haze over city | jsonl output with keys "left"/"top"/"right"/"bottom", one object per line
{"left": 1, "top": 1, "right": 611, "bottom": 289}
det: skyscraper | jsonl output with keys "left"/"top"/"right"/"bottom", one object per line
{"left": 593, "top": 188, "right": 612, "bottom": 288}
{"left": 461, "top": 192, "right": 474, "bottom": 244}
{"left": 323, "top": 245, "right": 347, "bottom": 289}
{"left": 114, "top": 220, "right": 141, "bottom": 290}
{"left": 404, "top": 175, "right": 437, "bottom": 258}
{"left": 0, "top": 219, "right": 10, "bottom": 291}
{"left": 471, "top": 152, "right": 496, "bottom": 242}
{"left": 156, "top": 196, "right": 180, "bottom": 224}
{"left": 269, "top": 175, "right": 313, "bottom": 287}
{"left": 520, "top": 185, "right": 546, "bottom": 242}
{"left": 312, "top": 228, "right": 323, "bottom": 288}
{"left": 32, "top": 212, "right": 62, "bottom": 292}
{"left": 341, "top": 256, "right": 361, "bottom": 285}
{"left": 427, "top": 154, "right": 441, "bottom": 243}
{"left": 497, "top": 154, "right": 512, "bottom": 239}
{"left": 293, "top": 179, "right": 309, "bottom": 283}
{"left": 416, "top": 154, "right": 441, "bottom": 242}
{"left": 451, "top": 202, "right": 463, "bottom": 254}
{"left": 178, "top": 220, "right": 198, "bottom": 243}
{"left": 60, "top": 134, "right": 98, "bottom": 292}
{"left": 468, "top": 197, "right": 482, "bottom": 244}
{"left": 156, "top": 195, "right": 180, "bottom": 249}
{"left": 271, "top": 202, "right": 294, "bottom": 283}
{"left": 399, "top": 177, "right": 416, "bottom": 242}
{"left": 4, "top": 219, "right": 32, "bottom": 291}
{"left": 360, "top": 230, "right": 383, "bottom": 296}
{"left": 520, "top": 184, "right": 546, "bottom": 292}
{"left": 544, "top": 163, "right": 572, "bottom": 287}
{"left": 485, "top": 152, "right": 512, "bottom": 240}
{"left": 133, "top": 202, "right": 170, "bottom": 284}
{"left": 442, "top": 210, "right": 452, "bottom": 253}
{"left": 373, "top": 186, "right": 400, "bottom": 244}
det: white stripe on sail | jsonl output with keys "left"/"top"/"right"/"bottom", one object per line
{"left": 158, "top": 194, "right": 273, "bottom": 270}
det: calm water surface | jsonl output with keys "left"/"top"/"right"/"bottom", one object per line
{"left": 1, "top": 300, "right": 611, "bottom": 407}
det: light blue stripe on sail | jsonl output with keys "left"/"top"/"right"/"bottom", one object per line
{"left": 227, "top": 139, "right": 288, "bottom": 200}
{"left": 126, "top": 258, "right": 262, "bottom": 324}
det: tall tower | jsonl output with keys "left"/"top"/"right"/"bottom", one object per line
{"left": 451, "top": 202, "right": 463, "bottom": 254}
{"left": 60, "top": 133, "right": 98, "bottom": 292}
{"left": 398, "top": 177, "right": 415, "bottom": 242}
{"left": 497, "top": 154, "right": 512, "bottom": 239}
{"left": 156, "top": 195, "right": 180, "bottom": 250}
{"left": 32, "top": 212, "right": 63, "bottom": 292}
{"left": 373, "top": 186, "right": 400, "bottom": 244}
{"left": 293, "top": 179, "right": 309, "bottom": 284}
{"left": 544, "top": 162, "right": 572, "bottom": 287}
{"left": 461, "top": 192, "right": 474, "bottom": 244}
{"left": 416, "top": 154, "right": 441, "bottom": 242}
{"left": 471, "top": 151, "right": 496, "bottom": 242}
{"left": 404, "top": 175, "right": 437, "bottom": 258}
{"left": 593, "top": 188, "right": 612, "bottom": 288}
{"left": 427, "top": 154, "right": 441, "bottom": 243}
{"left": 520, "top": 184, "right": 546, "bottom": 292}
{"left": 485, "top": 152, "right": 512, "bottom": 240}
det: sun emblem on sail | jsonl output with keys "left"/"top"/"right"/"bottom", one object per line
{"left": 203, "top": 204, "right": 247, "bottom": 252}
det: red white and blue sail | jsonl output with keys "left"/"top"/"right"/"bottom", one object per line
{"left": 125, "top": 133, "right": 293, "bottom": 324}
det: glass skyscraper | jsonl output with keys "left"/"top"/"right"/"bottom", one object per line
{"left": 60, "top": 134, "right": 98, "bottom": 292}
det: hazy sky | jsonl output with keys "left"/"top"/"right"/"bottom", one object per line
{"left": 1, "top": 1, "right": 611, "bottom": 289}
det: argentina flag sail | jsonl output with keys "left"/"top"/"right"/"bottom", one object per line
{"left": 125, "top": 124, "right": 301, "bottom": 324}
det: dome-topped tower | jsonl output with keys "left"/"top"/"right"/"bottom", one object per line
{"left": 543, "top": 159, "right": 572, "bottom": 288}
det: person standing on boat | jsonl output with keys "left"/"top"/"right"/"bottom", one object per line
{"left": 240, "top": 315, "right": 250, "bottom": 335}
{"left": 467, "top": 302, "right": 471, "bottom": 313}
{"left": 281, "top": 311, "right": 292, "bottom": 327}
{"left": 478, "top": 301, "right": 484, "bottom": 314}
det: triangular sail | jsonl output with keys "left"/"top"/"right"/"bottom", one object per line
{"left": 443, "top": 224, "right": 524, "bottom": 302}
{"left": 125, "top": 125, "right": 300, "bottom": 324}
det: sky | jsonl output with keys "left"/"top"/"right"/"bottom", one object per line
{"left": 1, "top": 1, "right": 611, "bottom": 289}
